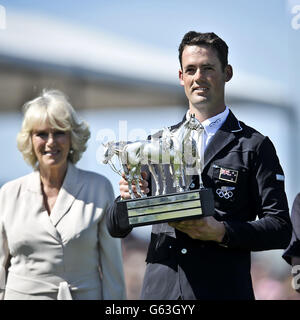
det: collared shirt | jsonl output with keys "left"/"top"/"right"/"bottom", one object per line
{"left": 186, "top": 106, "right": 229, "bottom": 152}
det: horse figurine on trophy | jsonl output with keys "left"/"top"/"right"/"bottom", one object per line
{"left": 102, "top": 114, "right": 204, "bottom": 199}
{"left": 102, "top": 140, "right": 146, "bottom": 199}
{"left": 162, "top": 114, "right": 204, "bottom": 193}
{"left": 102, "top": 113, "right": 214, "bottom": 227}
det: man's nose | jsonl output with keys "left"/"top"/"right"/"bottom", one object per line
{"left": 194, "top": 68, "right": 204, "bottom": 81}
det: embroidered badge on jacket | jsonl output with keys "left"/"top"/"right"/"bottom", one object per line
{"left": 219, "top": 168, "right": 238, "bottom": 183}
{"left": 216, "top": 186, "right": 235, "bottom": 199}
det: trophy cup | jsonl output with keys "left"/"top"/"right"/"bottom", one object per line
{"left": 102, "top": 114, "right": 215, "bottom": 227}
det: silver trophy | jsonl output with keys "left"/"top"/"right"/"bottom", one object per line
{"left": 102, "top": 114, "right": 215, "bottom": 227}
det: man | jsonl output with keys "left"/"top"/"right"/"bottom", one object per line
{"left": 106, "top": 31, "right": 292, "bottom": 300}
{"left": 283, "top": 193, "right": 300, "bottom": 293}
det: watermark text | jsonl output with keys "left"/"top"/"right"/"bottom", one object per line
{"left": 291, "top": 4, "right": 300, "bottom": 30}
{"left": 291, "top": 265, "right": 300, "bottom": 290}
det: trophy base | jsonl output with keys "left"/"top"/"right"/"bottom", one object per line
{"left": 116, "top": 188, "right": 215, "bottom": 227}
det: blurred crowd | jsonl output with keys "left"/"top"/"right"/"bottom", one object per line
{"left": 251, "top": 258, "right": 299, "bottom": 300}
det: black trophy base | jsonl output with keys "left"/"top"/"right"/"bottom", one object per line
{"left": 116, "top": 188, "right": 215, "bottom": 227}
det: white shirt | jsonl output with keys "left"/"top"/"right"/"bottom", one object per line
{"left": 186, "top": 106, "right": 230, "bottom": 152}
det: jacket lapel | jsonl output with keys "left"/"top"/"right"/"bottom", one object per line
{"left": 25, "top": 170, "right": 62, "bottom": 241}
{"left": 204, "top": 110, "right": 243, "bottom": 168}
{"left": 49, "top": 163, "right": 84, "bottom": 227}
{"left": 169, "top": 115, "right": 186, "bottom": 131}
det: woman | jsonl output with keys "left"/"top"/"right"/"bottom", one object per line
{"left": 0, "top": 89, "right": 126, "bottom": 300}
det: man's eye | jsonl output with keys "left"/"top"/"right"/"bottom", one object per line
{"left": 185, "top": 68, "right": 195, "bottom": 73}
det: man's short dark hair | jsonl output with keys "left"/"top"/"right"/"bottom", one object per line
{"left": 178, "top": 31, "right": 229, "bottom": 70}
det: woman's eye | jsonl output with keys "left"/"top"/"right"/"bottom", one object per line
{"left": 54, "top": 131, "right": 66, "bottom": 136}
{"left": 36, "top": 132, "right": 47, "bottom": 138}
{"left": 33, "top": 130, "right": 66, "bottom": 138}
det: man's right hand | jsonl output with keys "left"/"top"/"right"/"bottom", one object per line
{"left": 119, "top": 171, "right": 150, "bottom": 199}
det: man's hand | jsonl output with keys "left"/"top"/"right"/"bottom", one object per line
{"left": 119, "top": 171, "right": 149, "bottom": 200}
{"left": 169, "top": 216, "right": 226, "bottom": 242}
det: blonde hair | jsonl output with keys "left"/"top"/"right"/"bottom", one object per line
{"left": 17, "top": 89, "right": 91, "bottom": 168}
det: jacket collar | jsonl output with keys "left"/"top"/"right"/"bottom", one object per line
{"left": 49, "top": 162, "right": 84, "bottom": 226}
{"left": 26, "top": 162, "right": 84, "bottom": 227}
{"left": 203, "top": 110, "right": 243, "bottom": 167}
{"left": 171, "top": 109, "right": 243, "bottom": 168}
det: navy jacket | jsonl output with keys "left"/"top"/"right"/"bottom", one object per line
{"left": 107, "top": 110, "right": 292, "bottom": 300}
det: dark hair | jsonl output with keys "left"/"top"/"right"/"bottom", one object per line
{"left": 178, "top": 31, "right": 229, "bottom": 70}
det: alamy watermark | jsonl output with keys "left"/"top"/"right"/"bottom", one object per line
{"left": 0, "top": 5, "right": 6, "bottom": 30}
{"left": 95, "top": 120, "right": 202, "bottom": 176}
{"left": 291, "top": 4, "right": 300, "bottom": 30}
{"left": 291, "top": 265, "right": 300, "bottom": 290}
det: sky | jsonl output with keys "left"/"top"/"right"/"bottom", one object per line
{"left": 0, "top": 0, "right": 296, "bottom": 83}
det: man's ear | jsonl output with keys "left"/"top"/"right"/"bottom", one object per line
{"left": 224, "top": 65, "right": 233, "bottom": 82}
{"left": 179, "top": 69, "right": 184, "bottom": 86}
